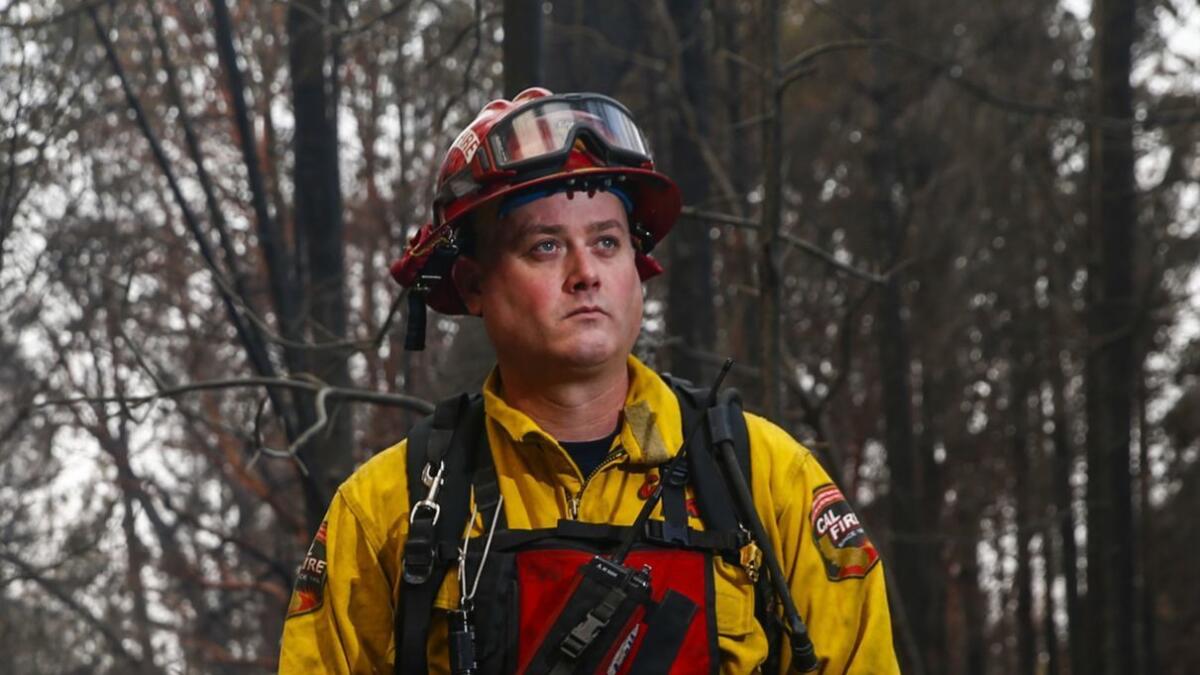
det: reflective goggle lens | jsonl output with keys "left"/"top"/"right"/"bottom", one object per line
{"left": 489, "top": 97, "right": 651, "bottom": 168}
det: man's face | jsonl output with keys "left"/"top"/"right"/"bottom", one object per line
{"left": 455, "top": 190, "right": 643, "bottom": 374}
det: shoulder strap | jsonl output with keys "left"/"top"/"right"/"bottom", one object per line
{"left": 663, "top": 375, "right": 745, "bottom": 534}
{"left": 664, "top": 374, "right": 782, "bottom": 671}
{"left": 395, "top": 393, "right": 486, "bottom": 675}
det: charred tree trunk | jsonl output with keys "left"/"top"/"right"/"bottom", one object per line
{"left": 915, "top": 352, "right": 946, "bottom": 675}
{"left": 544, "top": 1, "right": 638, "bottom": 94}
{"left": 1043, "top": 519, "right": 1062, "bottom": 675}
{"left": 759, "top": 0, "right": 784, "bottom": 421}
{"left": 866, "top": 5, "right": 922, "bottom": 670}
{"left": 664, "top": 0, "right": 716, "bottom": 383}
{"left": 957, "top": 508, "right": 987, "bottom": 675}
{"left": 1043, "top": 281, "right": 1082, "bottom": 674}
{"left": 503, "top": 0, "right": 544, "bottom": 96}
{"left": 1012, "top": 357, "right": 1037, "bottom": 675}
{"left": 210, "top": 0, "right": 306, "bottom": 377}
{"left": 1084, "top": 0, "right": 1138, "bottom": 672}
{"left": 289, "top": 0, "right": 354, "bottom": 516}
{"left": 1136, "top": 372, "right": 1158, "bottom": 675}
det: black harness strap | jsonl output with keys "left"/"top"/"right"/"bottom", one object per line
{"left": 396, "top": 394, "right": 484, "bottom": 675}
{"left": 707, "top": 395, "right": 785, "bottom": 674}
{"left": 469, "top": 520, "right": 743, "bottom": 554}
{"left": 666, "top": 379, "right": 744, "bottom": 535}
{"left": 661, "top": 450, "right": 691, "bottom": 545}
{"left": 671, "top": 378, "right": 784, "bottom": 672}
{"left": 470, "top": 423, "right": 506, "bottom": 532}
{"left": 627, "top": 589, "right": 700, "bottom": 674}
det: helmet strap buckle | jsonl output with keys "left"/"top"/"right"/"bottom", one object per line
{"left": 631, "top": 222, "right": 656, "bottom": 254}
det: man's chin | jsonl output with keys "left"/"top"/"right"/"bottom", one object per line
{"left": 549, "top": 339, "right": 626, "bottom": 372}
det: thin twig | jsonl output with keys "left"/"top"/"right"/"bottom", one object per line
{"left": 33, "top": 376, "right": 435, "bottom": 415}
{"left": 0, "top": 550, "right": 144, "bottom": 666}
{"left": 0, "top": 0, "right": 116, "bottom": 30}
{"left": 680, "top": 206, "right": 891, "bottom": 283}
{"left": 335, "top": 0, "right": 415, "bottom": 38}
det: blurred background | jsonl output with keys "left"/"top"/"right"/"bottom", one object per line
{"left": 2, "top": 0, "right": 1198, "bottom": 673}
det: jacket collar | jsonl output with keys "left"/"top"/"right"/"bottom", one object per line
{"left": 481, "top": 355, "right": 683, "bottom": 466}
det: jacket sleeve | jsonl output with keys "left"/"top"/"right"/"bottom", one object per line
{"left": 748, "top": 414, "right": 900, "bottom": 675}
{"left": 279, "top": 489, "right": 396, "bottom": 674}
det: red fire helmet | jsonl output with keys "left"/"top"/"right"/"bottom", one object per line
{"left": 390, "top": 88, "right": 681, "bottom": 317}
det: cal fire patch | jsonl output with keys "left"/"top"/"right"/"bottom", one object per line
{"left": 287, "top": 520, "right": 329, "bottom": 618}
{"left": 810, "top": 484, "right": 879, "bottom": 581}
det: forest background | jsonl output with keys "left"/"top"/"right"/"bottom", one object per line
{"left": 2, "top": 0, "right": 1199, "bottom": 673}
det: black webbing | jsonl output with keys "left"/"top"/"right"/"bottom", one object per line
{"left": 396, "top": 394, "right": 481, "bottom": 675}
{"left": 660, "top": 458, "right": 691, "bottom": 545}
{"left": 470, "top": 414, "right": 506, "bottom": 532}
{"left": 455, "top": 520, "right": 741, "bottom": 555}
{"left": 672, "top": 385, "right": 742, "bottom": 535}
{"left": 627, "top": 590, "right": 700, "bottom": 674}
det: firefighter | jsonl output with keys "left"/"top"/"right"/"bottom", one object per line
{"left": 279, "top": 88, "right": 900, "bottom": 674}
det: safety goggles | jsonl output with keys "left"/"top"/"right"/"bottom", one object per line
{"left": 438, "top": 94, "right": 655, "bottom": 204}
{"left": 488, "top": 93, "right": 653, "bottom": 170}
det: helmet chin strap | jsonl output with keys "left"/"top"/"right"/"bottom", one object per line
{"left": 630, "top": 221, "right": 656, "bottom": 255}
{"left": 404, "top": 242, "right": 461, "bottom": 351}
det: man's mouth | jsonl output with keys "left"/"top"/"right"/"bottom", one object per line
{"left": 566, "top": 305, "right": 605, "bottom": 318}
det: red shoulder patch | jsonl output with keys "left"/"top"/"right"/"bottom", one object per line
{"left": 810, "top": 484, "right": 880, "bottom": 581}
{"left": 287, "top": 521, "right": 329, "bottom": 618}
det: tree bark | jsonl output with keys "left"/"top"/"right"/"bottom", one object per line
{"left": 957, "top": 509, "right": 986, "bottom": 675}
{"left": 866, "top": 2, "right": 921, "bottom": 669}
{"left": 503, "top": 0, "right": 543, "bottom": 96}
{"left": 759, "top": 0, "right": 784, "bottom": 421}
{"left": 544, "top": 1, "right": 639, "bottom": 94}
{"left": 664, "top": 0, "right": 716, "bottom": 383}
{"left": 289, "top": 0, "right": 355, "bottom": 517}
{"left": 916, "top": 357, "right": 946, "bottom": 675}
{"left": 1136, "top": 371, "right": 1158, "bottom": 675}
{"left": 1012, "top": 360, "right": 1037, "bottom": 675}
{"left": 1043, "top": 282, "right": 1082, "bottom": 674}
{"left": 1085, "top": 0, "right": 1138, "bottom": 672}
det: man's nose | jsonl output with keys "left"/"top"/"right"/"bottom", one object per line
{"left": 565, "top": 248, "right": 601, "bottom": 292}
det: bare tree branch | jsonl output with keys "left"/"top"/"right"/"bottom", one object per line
{"left": 680, "top": 206, "right": 893, "bottom": 283}
{"left": 335, "top": 0, "right": 417, "bottom": 38}
{"left": 87, "top": 6, "right": 298, "bottom": 431}
{"left": 0, "top": 0, "right": 115, "bottom": 30}
{"left": 781, "top": 36, "right": 1200, "bottom": 129}
{"left": 33, "top": 375, "right": 434, "bottom": 415}
{"left": 0, "top": 550, "right": 145, "bottom": 667}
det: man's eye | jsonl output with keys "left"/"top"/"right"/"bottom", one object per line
{"left": 597, "top": 236, "right": 620, "bottom": 249}
{"left": 532, "top": 240, "right": 559, "bottom": 254}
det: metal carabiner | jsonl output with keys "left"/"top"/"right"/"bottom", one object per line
{"left": 411, "top": 461, "right": 446, "bottom": 525}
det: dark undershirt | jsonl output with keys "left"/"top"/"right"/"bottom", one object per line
{"left": 560, "top": 426, "right": 620, "bottom": 478}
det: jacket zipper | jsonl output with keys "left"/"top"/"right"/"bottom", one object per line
{"left": 568, "top": 448, "right": 626, "bottom": 520}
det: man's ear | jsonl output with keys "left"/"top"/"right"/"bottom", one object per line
{"left": 451, "top": 257, "right": 485, "bottom": 316}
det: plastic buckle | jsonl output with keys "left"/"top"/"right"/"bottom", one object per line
{"left": 561, "top": 612, "right": 607, "bottom": 659}
{"left": 665, "top": 460, "right": 688, "bottom": 486}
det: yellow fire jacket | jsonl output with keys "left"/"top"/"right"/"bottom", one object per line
{"left": 279, "top": 357, "right": 899, "bottom": 674}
